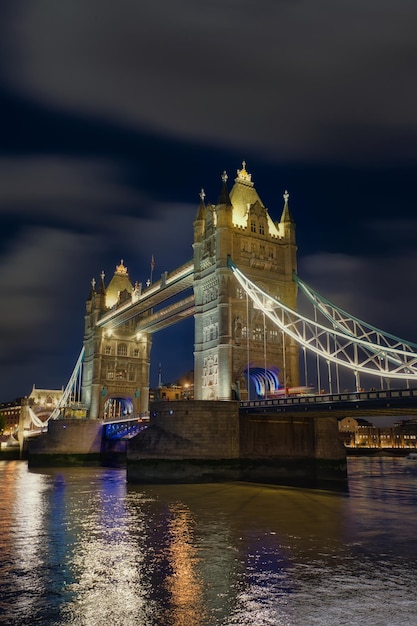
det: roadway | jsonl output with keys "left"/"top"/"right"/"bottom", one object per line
{"left": 239, "top": 388, "right": 417, "bottom": 417}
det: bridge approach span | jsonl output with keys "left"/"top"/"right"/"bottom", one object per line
{"left": 240, "top": 387, "right": 417, "bottom": 418}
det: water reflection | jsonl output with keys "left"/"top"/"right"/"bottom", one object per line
{"left": 61, "top": 471, "right": 148, "bottom": 625}
{"left": 0, "top": 459, "right": 416, "bottom": 625}
{"left": 164, "top": 504, "right": 206, "bottom": 625}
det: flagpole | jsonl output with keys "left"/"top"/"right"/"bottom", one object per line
{"left": 150, "top": 255, "right": 155, "bottom": 284}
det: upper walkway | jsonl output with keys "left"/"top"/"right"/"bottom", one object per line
{"left": 96, "top": 260, "right": 194, "bottom": 331}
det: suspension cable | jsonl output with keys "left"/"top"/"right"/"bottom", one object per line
{"left": 228, "top": 259, "right": 417, "bottom": 382}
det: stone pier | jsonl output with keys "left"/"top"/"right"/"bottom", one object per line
{"left": 27, "top": 401, "right": 347, "bottom": 489}
{"left": 127, "top": 401, "right": 347, "bottom": 490}
{"left": 28, "top": 419, "right": 104, "bottom": 467}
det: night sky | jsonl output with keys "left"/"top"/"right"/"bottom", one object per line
{"left": 1, "top": 1, "right": 417, "bottom": 402}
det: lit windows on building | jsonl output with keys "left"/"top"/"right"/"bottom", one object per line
{"left": 253, "top": 326, "right": 263, "bottom": 342}
{"left": 269, "top": 329, "right": 278, "bottom": 343}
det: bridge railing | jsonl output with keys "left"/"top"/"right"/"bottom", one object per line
{"left": 103, "top": 415, "right": 150, "bottom": 440}
{"left": 240, "top": 387, "right": 417, "bottom": 410}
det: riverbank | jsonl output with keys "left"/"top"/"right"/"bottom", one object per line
{"left": 0, "top": 447, "right": 21, "bottom": 461}
{"left": 346, "top": 447, "right": 413, "bottom": 456}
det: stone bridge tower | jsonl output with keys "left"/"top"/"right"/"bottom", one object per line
{"left": 193, "top": 163, "right": 299, "bottom": 401}
{"left": 82, "top": 261, "right": 151, "bottom": 419}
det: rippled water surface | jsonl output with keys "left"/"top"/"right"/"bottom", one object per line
{"left": 1, "top": 457, "right": 417, "bottom": 625}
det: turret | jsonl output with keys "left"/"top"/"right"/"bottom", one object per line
{"left": 280, "top": 190, "right": 296, "bottom": 246}
{"left": 193, "top": 188, "right": 206, "bottom": 244}
{"left": 96, "top": 270, "right": 107, "bottom": 311}
{"left": 86, "top": 277, "right": 96, "bottom": 315}
{"left": 105, "top": 260, "right": 133, "bottom": 308}
{"left": 85, "top": 271, "right": 106, "bottom": 330}
{"left": 215, "top": 171, "right": 233, "bottom": 229}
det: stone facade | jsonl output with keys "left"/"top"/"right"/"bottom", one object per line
{"left": 82, "top": 261, "right": 152, "bottom": 419}
{"left": 193, "top": 164, "right": 299, "bottom": 401}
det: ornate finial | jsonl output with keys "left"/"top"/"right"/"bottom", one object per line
{"left": 100, "top": 270, "right": 105, "bottom": 281}
{"left": 199, "top": 188, "right": 205, "bottom": 201}
{"left": 221, "top": 171, "right": 228, "bottom": 183}
{"left": 91, "top": 277, "right": 96, "bottom": 289}
{"left": 146, "top": 278, "right": 151, "bottom": 287}
{"left": 115, "top": 259, "right": 128, "bottom": 275}
{"left": 283, "top": 190, "right": 289, "bottom": 203}
{"left": 237, "top": 161, "right": 252, "bottom": 183}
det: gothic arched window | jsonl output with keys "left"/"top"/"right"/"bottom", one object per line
{"left": 117, "top": 343, "right": 128, "bottom": 357}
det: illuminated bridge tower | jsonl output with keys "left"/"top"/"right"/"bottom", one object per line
{"left": 193, "top": 163, "right": 299, "bottom": 401}
{"left": 82, "top": 261, "right": 152, "bottom": 419}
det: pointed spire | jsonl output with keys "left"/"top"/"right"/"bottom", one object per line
{"left": 280, "top": 190, "right": 294, "bottom": 223}
{"left": 217, "top": 171, "right": 232, "bottom": 206}
{"left": 87, "top": 277, "right": 96, "bottom": 301}
{"left": 98, "top": 270, "right": 106, "bottom": 295}
{"left": 195, "top": 188, "right": 206, "bottom": 221}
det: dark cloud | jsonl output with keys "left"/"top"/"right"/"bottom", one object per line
{"left": 0, "top": 153, "right": 199, "bottom": 398}
{"left": 298, "top": 246, "right": 417, "bottom": 345}
{"left": 0, "top": 157, "right": 139, "bottom": 212}
{"left": 1, "top": 1, "right": 417, "bottom": 401}
{"left": 3, "top": 1, "right": 417, "bottom": 162}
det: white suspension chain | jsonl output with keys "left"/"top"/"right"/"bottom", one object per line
{"left": 229, "top": 261, "right": 417, "bottom": 381}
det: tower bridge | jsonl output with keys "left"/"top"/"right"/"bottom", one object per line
{"left": 37, "top": 161, "right": 417, "bottom": 425}
{"left": 26, "top": 162, "right": 417, "bottom": 488}
{"left": 77, "top": 163, "right": 299, "bottom": 420}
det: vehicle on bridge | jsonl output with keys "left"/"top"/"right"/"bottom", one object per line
{"left": 266, "top": 385, "right": 315, "bottom": 398}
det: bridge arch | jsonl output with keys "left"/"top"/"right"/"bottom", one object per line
{"left": 103, "top": 394, "right": 134, "bottom": 420}
{"left": 243, "top": 365, "right": 280, "bottom": 400}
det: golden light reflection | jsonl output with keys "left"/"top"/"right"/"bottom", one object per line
{"left": 164, "top": 503, "right": 207, "bottom": 626}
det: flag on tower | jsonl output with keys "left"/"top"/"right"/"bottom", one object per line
{"left": 151, "top": 255, "right": 155, "bottom": 271}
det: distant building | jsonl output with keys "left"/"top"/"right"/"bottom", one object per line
{"left": 150, "top": 381, "right": 194, "bottom": 402}
{"left": 0, "top": 385, "right": 63, "bottom": 435}
{"left": 392, "top": 418, "right": 417, "bottom": 448}
{"left": 0, "top": 399, "right": 23, "bottom": 434}
{"left": 28, "top": 385, "right": 63, "bottom": 422}
{"left": 338, "top": 416, "right": 417, "bottom": 449}
{"left": 338, "top": 417, "right": 374, "bottom": 447}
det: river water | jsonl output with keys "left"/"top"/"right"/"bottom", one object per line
{"left": 1, "top": 457, "right": 416, "bottom": 626}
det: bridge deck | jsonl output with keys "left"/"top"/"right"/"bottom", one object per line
{"left": 240, "top": 388, "right": 417, "bottom": 417}
{"left": 103, "top": 416, "right": 150, "bottom": 440}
